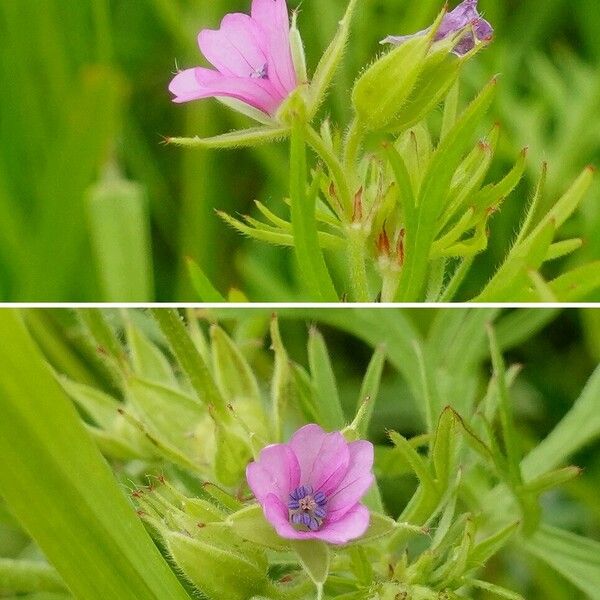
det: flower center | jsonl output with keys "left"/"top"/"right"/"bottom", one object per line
{"left": 288, "top": 485, "right": 327, "bottom": 531}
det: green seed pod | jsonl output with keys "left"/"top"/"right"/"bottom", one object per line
{"left": 166, "top": 528, "right": 270, "bottom": 600}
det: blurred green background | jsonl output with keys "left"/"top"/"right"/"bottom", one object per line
{"left": 0, "top": 0, "right": 598, "bottom": 301}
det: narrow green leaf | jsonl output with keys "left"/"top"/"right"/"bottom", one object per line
{"left": 308, "top": 327, "right": 345, "bottom": 429}
{"left": 388, "top": 431, "right": 437, "bottom": 493}
{"left": 522, "top": 363, "right": 600, "bottom": 480}
{"left": 270, "top": 315, "right": 291, "bottom": 442}
{"left": 151, "top": 309, "right": 230, "bottom": 420}
{"left": 487, "top": 325, "right": 522, "bottom": 486}
{"left": 467, "top": 521, "right": 520, "bottom": 569}
{"left": 525, "top": 466, "right": 582, "bottom": 495}
{"left": 545, "top": 238, "right": 583, "bottom": 261}
{"left": 0, "top": 311, "right": 190, "bottom": 600}
{"left": 469, "top": 579, "right": 525, "bottom": 600}
{"left": 397, "top": 77, "right": 497, "bottom": 301}
{"left": 521, "top": 525, "right": 600, "bottom": 599}
{"left": 308, "top": 0, "right": 359, "bottom": 115}
{"left": 544, "top": 262, "right": 600, "bottom": 302}
{"left": 167, "top": 126, "right": 289, "bottom": 149}
{"left": 354, "top": 345, "right": 386, "bottom": 437}
{"left": 432, "top": 407, "right": 457, "bottom": 485}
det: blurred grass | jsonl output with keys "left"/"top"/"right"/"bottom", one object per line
{"left": 0, "top": 0, "right": 598, "bottom": 300}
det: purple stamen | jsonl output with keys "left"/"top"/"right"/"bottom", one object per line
{"left": 288, "top": 484, "right": 328, "bottom": 531}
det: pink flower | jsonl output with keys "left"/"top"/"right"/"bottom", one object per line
{"left": 246, "top": 424, "right": 374, "bottom": 545}
{"left": 169, "top": 0, "right": 298, "bottom": 116}
{"left": 382, "top": 0, "right": 493, "bottom": 56}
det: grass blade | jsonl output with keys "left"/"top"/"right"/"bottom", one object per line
{"left": 0, "top": 310, "right": 190, "bottom": 600}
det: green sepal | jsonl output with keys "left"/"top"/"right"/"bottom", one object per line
{"left": 167, "top": 126, "right": 290, "bottom": 149}
{"left": 126, "top": 322, "right": 178, "bottom": 389}
{"left": 291, "top": 539, "right": 330, "bottom": 586}
{"left": 228, "top": 503, "right": 290, "bottom": 551}
{"left": 307, "top": 0, "right": 359, "bottom": 117}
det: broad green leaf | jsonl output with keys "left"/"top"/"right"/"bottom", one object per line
{"left": 0, "top": 311, "right": 190, "bottom": 600}
{"left": 87, "top": 175, "right": 154, "bottom": 302}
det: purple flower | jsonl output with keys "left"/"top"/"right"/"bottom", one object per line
{"left": 246, "top": 424, "right": 374, "bottom": 545}
{"left": 382, "top": 0, "right": 493, "bottom": 56}
{"left": 169, "top": 0, "right": 298, "bottom": 116}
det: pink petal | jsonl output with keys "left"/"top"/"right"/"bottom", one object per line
{"left": 262, "top": 495, "right": 369, "bottom": 545}
{"left": 250, "top": 0, "right": 297, "bottom": 97}
{"left": 247, "top": 443, "right": 300, "bottom": 504}
{"left": 288, "top": 424, "right": 350, "bottom": 496}
{"left": 263, "top": 493, "right": 310, "bottom": 539}
{"left": 198, "top": 13, "right": 269, "bottom": 79}
{"left": 168, "top": 67, "right": 281, "bottom": 114}
{"left": 318, "top": 503, "right": 370, "bottom": 544}
{"left": 326, "top": 441, "right": 374, "bottom": 522}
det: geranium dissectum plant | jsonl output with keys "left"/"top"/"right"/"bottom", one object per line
{"left": 246, "top": 424, "right": 374, "bottom": 544}
{"left": 169, "top": 0, "right": 298, "bottom": 118}
{"left": 169, "top": 0, "right": 598, "bottom": 303}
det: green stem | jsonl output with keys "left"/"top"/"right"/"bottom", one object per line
{"left": 346, "top": 225, "right": 370, "bottom": 302}
{"left": 305, "top": 125, "right": 353, "bottom": 220}
{"left": 290, "top": 121, "right": 339, "bottom": 302}
{"left": 380, "top": 264, "right": 402, "bottom": 303}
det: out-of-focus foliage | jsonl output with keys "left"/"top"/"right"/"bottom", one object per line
{"left": 0, "top": 0, "right": 597, "bottom": 300}
{"left": 0, "top": 307, "right": 599, "bottom": 599}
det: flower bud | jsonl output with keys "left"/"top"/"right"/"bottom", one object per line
{"left": 352, "top": 10, "right": 445, "bottom": 131}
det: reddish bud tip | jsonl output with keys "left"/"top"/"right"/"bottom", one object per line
{"left": 353, "top": 187, "right": 364, "bottom": 222}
